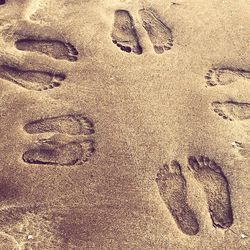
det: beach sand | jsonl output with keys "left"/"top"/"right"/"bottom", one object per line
{"left": 0, "top": 0, "right": 249, "bottom": 249}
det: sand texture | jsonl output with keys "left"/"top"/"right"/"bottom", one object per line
{"left": 0, "top": 0, "right": 250, "bottom": 249}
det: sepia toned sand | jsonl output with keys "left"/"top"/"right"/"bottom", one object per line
{"left": 0, "top": 0, "right": 250, "bottom": 249}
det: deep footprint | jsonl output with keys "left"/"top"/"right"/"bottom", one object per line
{"left": 111, "top": 10, "right": 142, "bottom": 55}
{"left": 156, "top": 161, "right": 199, "bottom": 235}
{"left": 139, "top": 9, "right": 173, "bottom": 54}
{"left": 188, "top": 156, "right": 233, "bottom": 229}
{"left": 15, "top": 39, "right": 78, "bottom": 62}
{"left": 22, "top": 139, "right": 95, "bottom": 166}
{"left": 212, "top": 101, "right": 250, "bottom": 121}
{"left": 0, "top": 65, "right": 65, "bottom": 91}
{"left": 24, "top": 114, "right": 94, "bottom": 135}
{"left": 205, "top": 68, "right": 250, "bottom": 86}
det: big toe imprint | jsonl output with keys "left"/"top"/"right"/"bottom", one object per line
{"left": 188, "top": 156, "right": 233, "bottom": 228}
{"left": 22, "top": 139, "right": 95, "bottom": 166}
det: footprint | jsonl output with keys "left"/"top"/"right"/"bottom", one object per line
{"left": 212, "top": 101, "right": 250, "bottom": 121}
{"left": 15, "top": 39, "right": 78, "bottom": 62}
{"left": 0, "top": 65, "right": 65, "bottom": 91}
{"left": 24, "top": 114, "right": 94, "bottom": 135}
{"left": 156, "top": 161, "right": 199, "bottom": 235}
{"left": 139, "top": 9, "right": 173, "bottom": 54}
{"left": 22, "top": 139, "right": 95, "bottom": 166}
{"left": 111, "top": 10, "right": 142, "bottom": 55}
{"left": 205, "top": 68, "right": 250, "bottom": 86}
{"left": 188, "top": 156, "right": 233, "bottom": 229}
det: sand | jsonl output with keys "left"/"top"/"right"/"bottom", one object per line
{"left": 0, "top": 0, "right": 249, "bottom": 249}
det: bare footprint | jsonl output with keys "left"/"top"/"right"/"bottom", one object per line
{"left": 24, "top": 114, "right": 94, "bottom": 135}
{"left": 22, "top": 139, "right": 95, "bottom": 166}
{"left": 111, "top": 10, "right": 142, "bottom": 55}
{"left": 0, "top": 65, "right": 65, "bottom": 91}
{"left": 205, "top": 68, "right": 250, "bottom": 86}
{"left": 156, "top": 161, "right": 199, "bottom": 235}
{"left": 212, "top": 101, "right": 250, "bottom": 121}
{"left": 139, "top": 9, "right": 173, "bottom": 54}
{"left": 188, "top": 156, "right": 233, "bottom": 229}
{"left": 15, "top": 39, "right": 78, "bottom": 62}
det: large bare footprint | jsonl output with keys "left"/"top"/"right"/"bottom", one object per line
{"left": 24, "top": 114, "right": 94, "bottom": 135}
{"left": 205, "top": 68, "right": 250, "bottom": 86}
{"left": 188, "top": 156, "right": 233, "bottom": 229}
{"left": 139, "top": 9, "right": 173, "bottom": 54}
{"left": 0, "top": 65, "right": 65, "bottom": 91}
{"left": 156, "top": 161, "right": 199, "bottom": 235}
{"left": 111, "top": 9, "right": 142, "bottom": 55}
{"left": 22, "top": 139, "right": 95, "bottom": 166}
{"left": 15, "top": 38, "right": 78, "bottom": 62}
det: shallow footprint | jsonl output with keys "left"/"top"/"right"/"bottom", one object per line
{"left": 212, "top": 101, "right": 250, "bottom": 121}
{"left": 15, "top": 39, "right": 78, "bottom": 62}
{"left": 205, "top": 68, "right": 250, "bottom": 86}
{"left": 111, "top": 10, "right": 142, "bottom": 55}
{"left": 24, "top": 114, "right": 94, "bottom": 135}
{"left": 139, "top": 9, "right": 173, "bottom": 54}
{"left": 156, "top": 161, "right": 199, "bottom": 235}
{"left": 188, "top": 156, "right": 233, "bottom": 228}
{"left": 22, "top": 139, "right": 95, "bottom": 166}
{"left": 0, "top": 65, "right": 65, "bottom": 91}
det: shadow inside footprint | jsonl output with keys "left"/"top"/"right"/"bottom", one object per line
{"left": 15, "top": 39, "right": 78, "bottom": 62}
{"left": 0, "top": 65, "right": 65, "bottom": 91}
{"left": 188, "top": 156, "right": 233, "bottom": 229}
{"left": 156, "top": 161, "right": 199, "bottom": 235}
{"left": 24, "top": 114, "right": 94, "bottom": 135}
{"left": 22, "top": 139, "right": 95, "bottom": 166}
